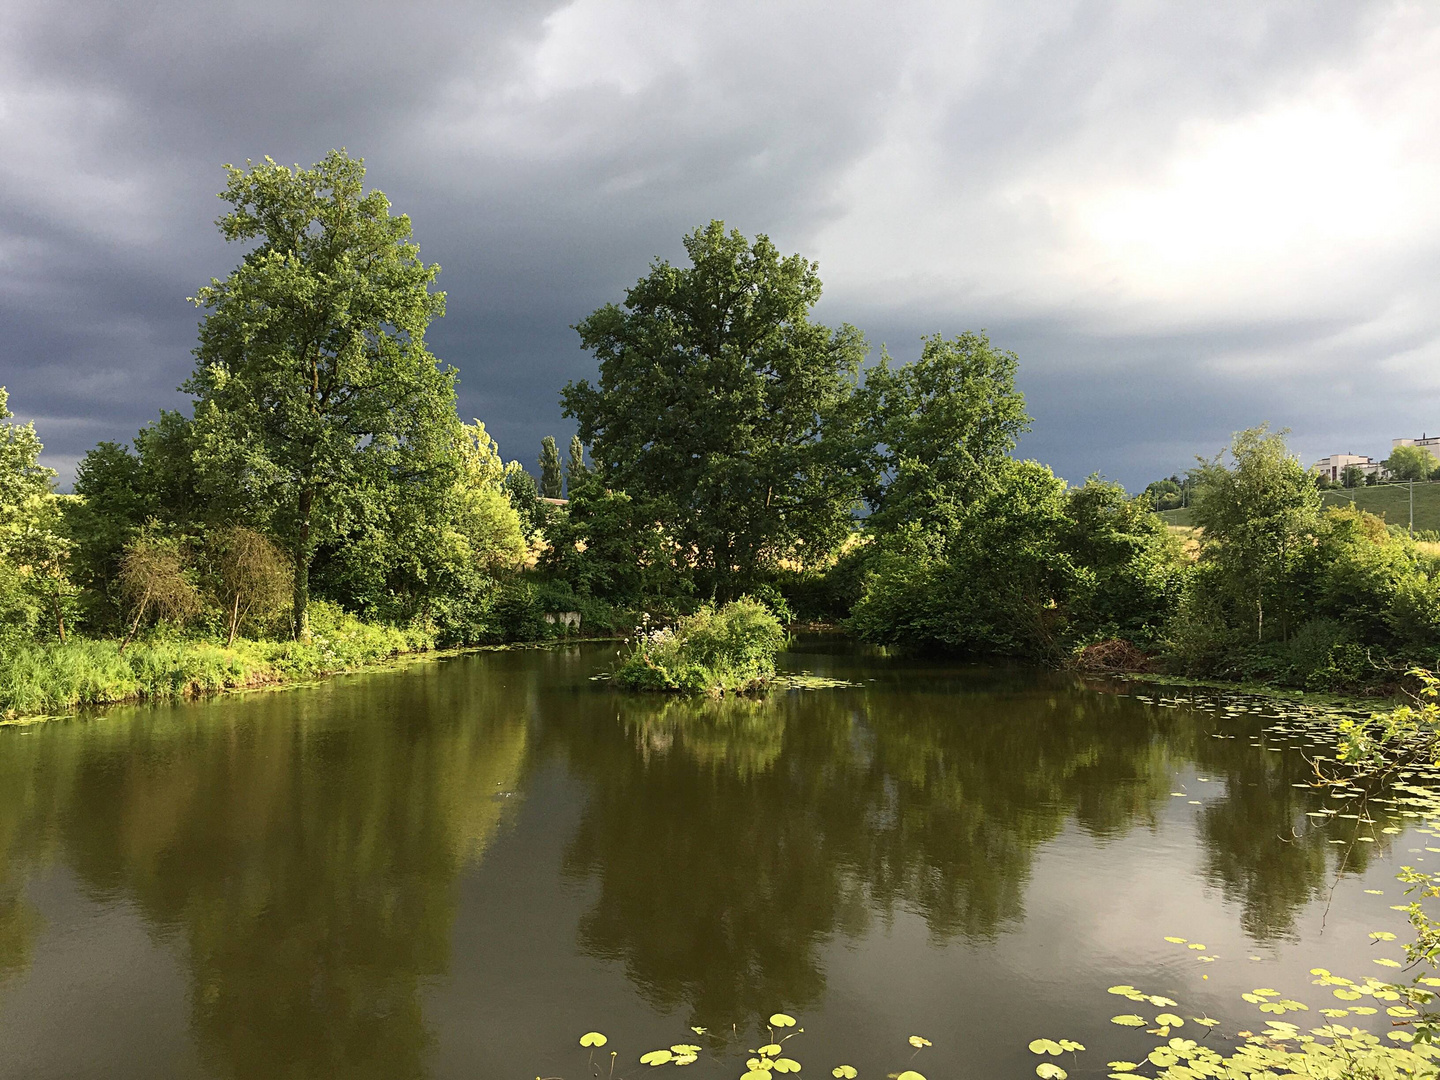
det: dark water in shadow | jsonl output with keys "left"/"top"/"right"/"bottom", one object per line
{"left": 0, "top": 637, "right": 1420, "bottom": 1078}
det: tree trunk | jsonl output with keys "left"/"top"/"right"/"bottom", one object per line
{"left": 293, "top": 486, "right": 314, "bottom": 641}
{"left": 119, "top": 594, "right": 150, "bottom": 655}
{"left": 227, "top": 592, "right": 241, "bottom": 648}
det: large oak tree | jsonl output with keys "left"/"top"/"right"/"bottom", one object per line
{"left": 186, "top": 150, "right": 456, "bottom": 637}
{"left": 562, "top": 222, "right": 866, "bottom": 597}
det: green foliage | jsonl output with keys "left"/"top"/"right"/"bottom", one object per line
{"left": 563, "top": 221, "right": 866, "bottom": 598}
{"left": 0, "top": 600, "right": 432, "bottom": 720}
{"left": 1166, "top": 495, "right": 1440, "bottom": 690}
{"left": 318, "top": 419, "right": 528, "bottom": 643}
{"left": 185, "top": 149, "right": 456, "bottom": 639}
{"left": 856, "top": 331, "right": 1030, "bottom": 534}
{"left": 850, "top": 465, "right": 1183, "bottom": 660}
{"left": 541, "top": 485, "right": 688, "bottom": 606}
{"left": 566, "top": 435, "right": 589, "bottom": 498}
{"left": 614, "top": 599, "right": 786, "bottom": 693}
{"left": 1386, "top": 444, "right": 1439, "bottom": 482}
{"left": 1188, "top": 425, "right": 1321, "bottom": 646}
{"left": 1142, "top": 475, "right": 1190, "bottom": 511}
{"left": 0, "top": 388, "right": 76, "bottom": 646}
{"left": 502, "top": 461, "right": 550, "bottom": 541}
{"left": 539, "top": 436, "right": 564, "bottom": 499}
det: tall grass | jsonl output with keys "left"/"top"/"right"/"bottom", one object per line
{"left": 0, "top": 601, "right": 434, "bottom": 721}
{"left": 613, "top": 599, "right": 786, "bottom": 694}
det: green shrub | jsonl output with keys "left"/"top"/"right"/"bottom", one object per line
{"left": 613, "top": 598, "right": 786, "bottom": 694}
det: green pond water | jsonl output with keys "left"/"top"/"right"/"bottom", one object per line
{"left": 0, "top": 636, "right": 1425, "bottom": 1079}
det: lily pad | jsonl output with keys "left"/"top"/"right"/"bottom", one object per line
{"left": 770, "top": 1014, "right": 797, "bottom": 1028}
{"left": 831, "top": 1069, "right": 857, "bottom": 1079}
{"left": 1111, "top": 1016, "right": 1147, "bottom": 1027}
{"left": 641, "top": 1050, "right": 674, "bottom": 1067}
{"left": 580, "top": 1032, "right": 608, "bottom": 1048}
{"left": 1029, "top": 1039, "right": 1064, "bottom": 1056}
{"left": 1035, "top": 1065, "right": 1067, "bottom": 1080}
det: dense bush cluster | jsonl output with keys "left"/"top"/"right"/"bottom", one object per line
{"left": 613, "top": 600, "right": 786, "bottom": 694}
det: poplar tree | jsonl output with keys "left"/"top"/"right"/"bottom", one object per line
{"left": 566, "top": 435, "right": 588, "bottom": 497}
{"left": 539, "top": 436, "right": 564, "bottom": 499}
{"left": 185, "top": 150, "right": 455, "bottom": 638}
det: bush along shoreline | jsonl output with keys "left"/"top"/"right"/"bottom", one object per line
{"left": 0, "top": 602, "right": 437, "bottom": 722}
{"left": 613, "top": 599, "right": 787, "bottom": 694}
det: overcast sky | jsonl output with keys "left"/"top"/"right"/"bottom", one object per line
{"left": 3, "top": 0, "right": 1438, "bottom": 491}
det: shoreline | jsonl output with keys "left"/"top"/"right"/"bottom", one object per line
{"left": 0, "top": 635, "right": 625, "bottom": 727}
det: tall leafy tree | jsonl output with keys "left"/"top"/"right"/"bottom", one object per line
{"left": 856, "top": 331, "right": 1030, "bottom": 536}
{"left": 1385, "top": 444, "right": 1438, "bottom": 482}
{"left": 185, "top": 150, "right": 455, "bottom": 638}
{"left": 1189, "top": 425, "right": 1320, "bottom": 643}
{"left": 0, "top": 388, "right": 75, "bottom": 643}
{"left": 562, "top": 221, "right": 866, "bottom": 596}
{"left": 538, "top": 436, "right": 564, "bottom": 499}
{"left": 566, "top": 435, "right": 589, "bottom": 498}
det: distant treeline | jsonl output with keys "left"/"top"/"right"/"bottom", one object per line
{"left": 3, "top": 149, "right": 1439, "bottom": 702}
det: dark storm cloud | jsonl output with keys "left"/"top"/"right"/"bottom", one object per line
{"left": 2, "top": 0, "right": 1437, "bottom": 490}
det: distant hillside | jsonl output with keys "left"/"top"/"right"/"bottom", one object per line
{"left": 1320, "top": 483, "right": 1440, "bottom": 533}
{"left": 1156, "top": 483, "right": 1440, "bottom": 533}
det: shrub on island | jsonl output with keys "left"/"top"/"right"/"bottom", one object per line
{"left": 613, "top": 599, "right": 786, "bottom": 694}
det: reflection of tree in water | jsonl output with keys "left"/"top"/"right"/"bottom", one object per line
{"left": 555, "top": 674, "right": 1188, "bottom": 1025}
{"left": 1184, "top": 720, "right": 1391, "bottom": 942}
{"left": 559, "top": 667, "right": 1400, "bottom": 1023}
{"left": 0, "top": 659, "right": 531, "bottom": 1079}
{"left": 0, "top": 730, "right": 76, "bottom": 988}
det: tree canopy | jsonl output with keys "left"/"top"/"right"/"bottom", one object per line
{"left": 562, "top": 221, "right": 867, "bottom": 597}
{"left": 856, "top": 331, "right": 1030, "bottom": 535}
{"left": 185, "top": 150, "right": 457, "bottom": 638}
{"left": 1385, "top": 444, "right": 1439, "bottom": 482}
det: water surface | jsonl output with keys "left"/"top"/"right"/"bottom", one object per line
{"left": 0, "top": 637, "right": 1420, "bottom": 1079}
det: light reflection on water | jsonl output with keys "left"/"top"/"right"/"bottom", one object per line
{"left": 0, "top": 637, "right": 1420, "bottom": 1079}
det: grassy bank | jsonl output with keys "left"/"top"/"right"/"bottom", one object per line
{"left": 0, "top": 602, "right": 433, "bottom": 722}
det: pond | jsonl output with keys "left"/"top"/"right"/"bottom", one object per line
{"left": 0, "top": 636, "right": 1423, "bottom": 1079}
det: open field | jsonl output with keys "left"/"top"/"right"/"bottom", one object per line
{"left": 1158, "top": 482, "right": 1440, "bottom": 533}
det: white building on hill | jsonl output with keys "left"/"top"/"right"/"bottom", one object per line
{"left": 1311, "top": 453, "right": 1384, "bottom": 482}
{"left": 1394, "top": 434, "right": 1440, "bottom": 453}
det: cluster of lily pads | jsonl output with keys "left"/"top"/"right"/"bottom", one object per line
{"left": 562, "top": 1014, "right": 932, "bottom": 1080}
